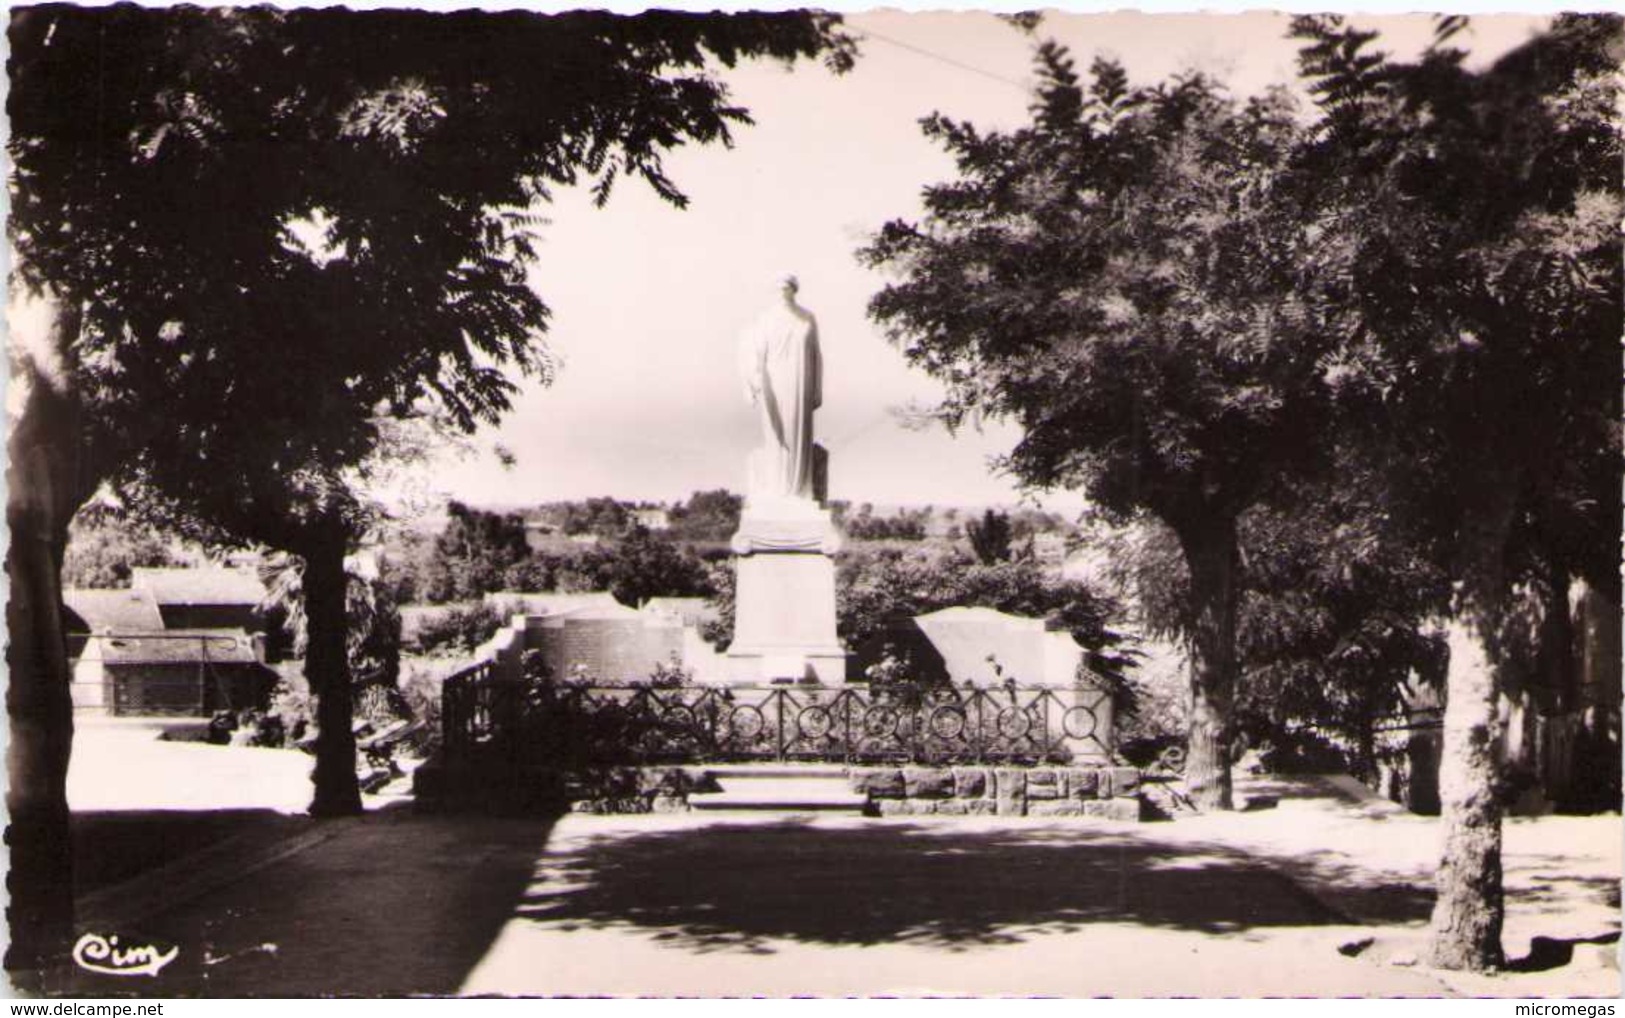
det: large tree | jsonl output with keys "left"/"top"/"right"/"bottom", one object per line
{"left": 6, "top": 4, "right": 853, "bottom": 979}
{"left": 1290, "top": 13, "right": 1621, "bottom": 970}
{"left": 423, "top": 501, "right": 533, "bottom": 603}
{"left": 861, "top": 41, "right": 1333, "bottom": 809}
{"left": 61, "top": 507, "right": 184, "bottom": 590}
{"left": 1101, "top": 465, "right": 1450, "bottom": 778}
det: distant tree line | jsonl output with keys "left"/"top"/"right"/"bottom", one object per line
{"left": 380, "top": 499, "right": 717, "bottom": 607}
{"left": 377, "top": 495, "right": 1080, "bottom": 607}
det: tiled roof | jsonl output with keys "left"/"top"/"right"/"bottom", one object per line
{"left": 130, "top": 567, "right": 266, "bottom": 607}
{"left": 83, "top": 628, "right": 261, "bottom": 666}
{"left": 64, "top": 588, "right": 165, "bottom": 632}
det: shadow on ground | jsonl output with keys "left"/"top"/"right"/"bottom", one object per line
{"left": 1511, "top": 874, "right": 1622, "bottom": 911}
{"left": 73, "top": 809, "right": 311, "bottom": 895}
{"left": 53, "top": 804, "right": 1614, "bottom": 995}
{"left": 514, "top": 817, "right": 1433, "bottom": 955}
{"left": 60, "top": 807, "right": 561, "bottom": 996}
{"left": 1509, "top": 932, "right": 1621, "bottom": 974}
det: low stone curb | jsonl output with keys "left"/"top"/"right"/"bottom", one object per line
{"left": 852, "top": 763, "right": 1144, "bottom": 819}
{"left": 416, "top": 759, "right": 1146, "bottom": 820}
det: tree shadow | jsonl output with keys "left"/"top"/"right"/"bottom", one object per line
{"left": 1233, "top": 777, "right": 1344, "bottom": 803}
{"left": 73, "top": 808, "right": 313, "bottom": 895}
{"left": 1507, "top": 873, "right": 1622, "bottom": 914}
{"left": 513, "top": 817, "right": 1433, "bottom": 956}
{"left": 1508, "top": 932, "right": 1621, "bottom": 974}
{"left": 59, "top": 806, "right": 561, "bottom": 996}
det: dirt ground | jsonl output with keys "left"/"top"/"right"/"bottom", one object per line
{"left": 44, "top": 719, "right": 1622, "bottom": 998}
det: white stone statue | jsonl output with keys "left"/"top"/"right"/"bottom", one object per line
{"left": 727, "top": 274, "right": 845, "bottom": 684}
{"left": 739, "top": 273, "right": 823, "bottom": 504}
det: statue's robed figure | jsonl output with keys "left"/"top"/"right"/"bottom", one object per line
{"left": 726, "top": 271, "right": 845, "bottom": 685}
{"left": 740, "top": 274, "right": 822, "bottom": 503}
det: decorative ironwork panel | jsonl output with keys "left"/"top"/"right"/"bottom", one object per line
{"left": 440, "top": 665, "right": 1114, "bottom": 767}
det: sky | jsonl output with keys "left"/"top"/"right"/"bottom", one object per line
{"left": 2, "top": 6, "right": 1551, "bottom": 519}
{"left": 413, "top": 8, "right": 1549, "bottom": 515}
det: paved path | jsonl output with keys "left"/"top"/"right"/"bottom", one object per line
{"left": 68, "top": 716, "right": 316, "bottom": 814}
{"left": 53, "top": 762, "right": 1619, "bottom": 998}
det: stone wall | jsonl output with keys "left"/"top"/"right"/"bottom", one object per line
{"left": 849, "top": 763, "right": 1142, "bottom": 820}
{"left": 540, "top": 612, "right": 685, "bottom": 682}
{"left": 417, "top": 760, "right": 1146, "bottom": 820}
{"left": 472, "top": 616, "right": 527, "bottom": 682}
{"left": 845, "top": 606, "right": 1117, "bottom": 760}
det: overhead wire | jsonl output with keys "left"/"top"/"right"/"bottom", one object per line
{"left": 822, "top": 409, "right": 896, "bottom": 452}
{"left": 856, "top": 27, "right": 1034, "bottom": 94}
{"left": 818, "top": 26, "right": 1025, "bottom": 455}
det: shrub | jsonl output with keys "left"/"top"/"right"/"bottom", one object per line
{"left": 412, "top": 602, "right": 508, "bottom": 654}
{"left": 399, "top": 658, "right": 448, "bottom": 756}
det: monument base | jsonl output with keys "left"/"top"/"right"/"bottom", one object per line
{"left": 726, "top": 502, "right": 848, "bottom": 686}
{"left": 723, "top": 647, "right": 849, "bottom": 686}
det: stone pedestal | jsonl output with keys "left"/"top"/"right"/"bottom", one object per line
{"left": 726, "top": 498, "right": 847, "bottom": 685}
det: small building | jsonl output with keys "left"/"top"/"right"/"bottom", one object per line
{"left": 130, "top": 566, "right": 268, "bottom": 631}
{"left": 63, "top": 588, "right": 165, "bottom": 658}
{"left": 523, "top": 521, "right": 557, "bottom": 554}
{"left": 72, "top": 628, "right": 276, "bottom": 716}
{"left": 631, "top": 508, "right": 671, "bottom": 531}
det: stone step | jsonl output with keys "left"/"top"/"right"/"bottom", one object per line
{"left": 689, "top": 777, "right": 867, "bottom": 812}
{"left": 699, "top": 763, "right": 850, "bottom": 781}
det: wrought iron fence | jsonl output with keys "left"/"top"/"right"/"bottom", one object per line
{"left": 442, "top": 663, "right": 1112, "bottom": 767}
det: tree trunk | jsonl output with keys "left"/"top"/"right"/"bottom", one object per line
{"left": 5, "top": 302, "right": 95, "bottom": 983}
{"left": 1427, "top": 614, "right": 1506, "bottom": 971}
{"left": 1574, "top": 581, "right": 1622, "bottom": 809}
{"left": 1177, "top": 514, "right": 1240, "bottom": 811}
{"left": 1539, "top": 566, "right": 1575, "bottom": 713}
{"left": 1577, "top": 581, "right": 1622, "bottom": 710}
{"left": 5, "top": 507, "right": 77, "bottom": 983}
{"left": 1427, "top": 494, "right": 1516, "bottom": 972}
{"left": 302, "top": 537, "right": 363, "bottom": 817}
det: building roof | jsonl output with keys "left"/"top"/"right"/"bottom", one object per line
{"left": 63, "top": 588, "right": 165, "bottom": 633}
{"left": 130, "top": 566, "right": 266, "bottom": 608}
{"left": 82, "top": 628, "right": 261, "bottom": 666}
{"left": 631, "top": 508, "right": 671, "bottom": 528}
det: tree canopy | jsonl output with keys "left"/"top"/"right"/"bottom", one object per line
{"left": 862, "top": 10, "right": 1619, "bottom": 967}
{"left": 10, "top": 4, "right": 855, "bottom": 552}
{"left": 965, "top": 509, "right": 1015, "bottom": 564}
{"left": 1291, "top": 13, "right": 1621, "bottom": 606}
{"left": 423, "top": 501, "right": 533, "bottom": 603}
{"left": 11, "top": 2, "right": 856, "bottom": 810}
{"left": 1286, "top": 13, "right": 1621, "bottom": 971}
{"left": 5, "top": 3, "right": 854, "bottom": 973}
{"left": 861, "top": 41, "right": 1334, "bottom": 809}
{"left": 863, "top": 46, "right": 1329, "bottom": 533}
